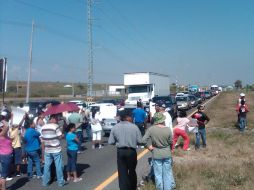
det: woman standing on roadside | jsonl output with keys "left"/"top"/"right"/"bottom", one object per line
{"left": 0, "top": 121, "right": 13, "bottom": 190}
{"left": 142, "top": 112, "right": 175, "bottom": 190}
{"left": 65, "top": 123, "right": 82, "bottom": 183}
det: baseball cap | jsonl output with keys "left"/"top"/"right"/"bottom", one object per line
{"left": 240, "top": 93, "right": 245, "bottom": 97}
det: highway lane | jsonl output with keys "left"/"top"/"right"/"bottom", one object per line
{"left": 6, "top": 96, "right": 218, "bottom": 190}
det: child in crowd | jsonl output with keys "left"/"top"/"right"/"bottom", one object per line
{"left": 65, "top": 123, "right": 82, "bottom": 183}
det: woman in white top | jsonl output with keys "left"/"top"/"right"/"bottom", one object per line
{"left": 90, "top": 109, "right": 103, "bottom": 149}
{"left": 172, "top": 110, "right": 190, "bottom": 151}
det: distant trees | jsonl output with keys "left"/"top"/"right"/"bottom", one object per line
{"left": 234, "top": 80, "right": 242, "bottom": 89}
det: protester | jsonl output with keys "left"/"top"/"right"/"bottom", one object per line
{"left": 158, "top": 103, "right": 173, "bottom": 134}
{"left": 172, "top": 110, "right": 191, "bottom": 151}
{"left": 0, "top": 121, "right": 13, "bottom": 190}
{"left": 192, "top": 105, "right": 210, "bottom": 149}
{"left": 68, "top": 111, "right": 83, "bottom": 153}
{"left": 142, "top": 112, "right": 175, "bottom": 190}
{"left": 82, "top": 108, "right": 92, "bottom": 141}
{"left": 238, "top": 93, "right": 246, "bottom": 105}
{"left": 132, "top": 101, "right": 147, "bottom": 136}
{"left": 9, "top": 113, "right": 26, "bottom": 177}
{"left": 236, "top": 100, "right": 249, "bottom": 132}
{"left": 41, "top": 114, "right": 65, "bottom": 187}
{"left": 65, "top": 123, "right": 82, "bottom": 182}
{"left": 108, "top": 109, "right": 142, "bottom": 190}
{"left": 90, "top": 109, "right": 103, "bottom": 149}
{"left": 23, "top": 119, "right": 43, "bottom": 179}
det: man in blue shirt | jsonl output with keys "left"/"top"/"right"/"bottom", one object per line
{"left": 132, "top": 101, "right": 147, "bottom": 136}
{"left": 24, "top": 120, "right": 43, "bottom": 178}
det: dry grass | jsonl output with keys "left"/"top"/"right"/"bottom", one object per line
{"left": 140, "top": 92, "right": 254, "bottom": 190}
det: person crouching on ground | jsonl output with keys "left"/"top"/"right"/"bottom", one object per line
{"left": 142, "top": 112, "right": 176, "bottom": 190}
{"left": 65, "top": 123, "right": 82, "bottom": 182}
{"left": 172, "top": 110, "right": 191, "bottom": 151}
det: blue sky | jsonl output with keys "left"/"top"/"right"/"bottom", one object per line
{"left": 0, "top": 0, "right": 254, "bottom": 86}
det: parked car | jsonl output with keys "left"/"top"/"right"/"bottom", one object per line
{"left": 204, "top": 91, "right": 212, "bottom": 99}
{"left": 197, "top": 92, "right": 206, "bottom": 101}
{"left": 23, "top": 100, "right": 60, "bottom": 118}
{"left": 176, "top": 95, "right": 192, "bottom": 110}
{"left": 193, "top": 93, "right": 203, "bottom": 104}
{"left": 151, "top": 95, "right": 178, "bottom": 119}
{"left": 188, "top": 95, "right": 199, "bottom": 107}
{"left": 89, "top": 103, "right": 118, "bottom": 136}
{"left": 69, "top": 100, "right": 87, "bottom": 110}
{"left": 97, "top": 99, "right": 125, "bottom": 109}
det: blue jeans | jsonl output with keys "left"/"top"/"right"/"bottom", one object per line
{"left": 153, "top": 158, "right": 175, "bottom": 190}
{"left": 239, "top": 117, "right": 247, "bottom": 132}
{"left": 76, "top": 131, "right": 83, "bottom": 151}
{"left": 66, "top": 150, "right": 78, "bottom": 172}
{"left": 0, "top": 154, "right": 12, "bottom": 178}
{"left": 195, "top": 128, "right": 206, "bottom": 148}
{"left": 27, "top": 150, "right": 42, "bottom": 177}
{"left": 42, "top": 152, "right": 65, "bottom": 187}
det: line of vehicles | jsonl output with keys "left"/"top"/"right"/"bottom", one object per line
{"left": 20, "top": 72, "right": 221, "bottom": 136}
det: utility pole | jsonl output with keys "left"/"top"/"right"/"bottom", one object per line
{"left": 87, "top": 0, "right": 93, "bottom": 98}
{"left": 26, "top": 20, "right": 35, "bottom": 103}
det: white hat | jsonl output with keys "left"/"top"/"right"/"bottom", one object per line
{"left": 0, "top": 111, "right": 7, "bottom": 116}
{"left": 240, "top": 93, "right": 245, "bottom": 97}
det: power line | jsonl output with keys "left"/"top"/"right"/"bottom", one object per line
{"left": 12, "top": 0, "right": 83, "bottom": 23}
{"left": 0, "top": 19, "right": 87, "bottom": 44}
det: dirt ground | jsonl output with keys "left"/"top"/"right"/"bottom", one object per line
{"left": 141, "top": 92, "right": 254, "bottom": 190}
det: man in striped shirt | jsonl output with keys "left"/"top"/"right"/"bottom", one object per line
{"left": 41, "top": 114, "right": 65, "bottom": 187}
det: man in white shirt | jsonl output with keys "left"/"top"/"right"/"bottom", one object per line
{"left": 159, "top": 103, "right": 173, "bottom": 135}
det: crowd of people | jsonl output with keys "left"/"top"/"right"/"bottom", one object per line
{"left": 108, "top": 100, "right": 211, "bottom": 190}
{"left": 0, "top": 92, "right": 249, "bottom": 190}
{"left": 0, "top": 103, "right": 101, "bottom": 190}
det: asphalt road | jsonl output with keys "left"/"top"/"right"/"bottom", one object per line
{"left": 6, "top": 96, "right": 217, "bottom": 190}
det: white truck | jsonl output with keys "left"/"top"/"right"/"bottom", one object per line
{"left": 124, "top": 72, "right": 170, "bottom": 106}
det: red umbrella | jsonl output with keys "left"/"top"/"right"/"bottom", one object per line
{"left": 43, "top": 102, "right": 80, "bottom": 116}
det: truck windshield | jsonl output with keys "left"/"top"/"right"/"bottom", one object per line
{"left": 128, "top": 85, "right": 149, "bottom": 93}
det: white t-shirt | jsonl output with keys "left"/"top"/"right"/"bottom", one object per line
{"left": 163, "top": 111, "right": 173, "bottom": 134}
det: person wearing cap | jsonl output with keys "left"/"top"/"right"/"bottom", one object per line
{"left": 236, "top": 99, "right": 249, "bottom": 132}
{"left": 0, "top": 121, "right": 13, "bottom": 190}
{"left": 142, "top": 112, "right": 175, "bottom": 190}
{"left": 192, "top": 105, "right": 210, "bottom": 149}
{"left": 158, "top": 103, "right": 173, "bottom": 135}
{"left": 108, "top": 109, "right": 142, "bottom": 190}
{"left": 238, "top": 93, "right": 246, "bottom": 105}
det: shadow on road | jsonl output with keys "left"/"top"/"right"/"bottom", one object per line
{"left": 8, "top": 177, "right": 29, "bottom": 190}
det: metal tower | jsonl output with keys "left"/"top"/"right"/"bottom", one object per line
{"left": 87, "top": 0, "right": 93, "bottom": 97}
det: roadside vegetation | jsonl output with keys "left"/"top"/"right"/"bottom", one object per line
{"left": 141, "top": 91, "right": 254, "bottom": 190}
